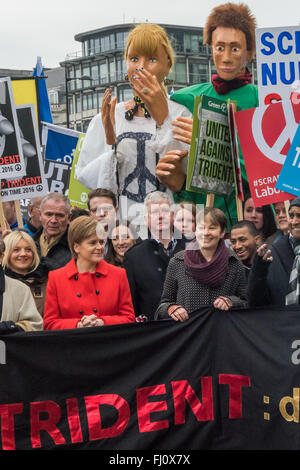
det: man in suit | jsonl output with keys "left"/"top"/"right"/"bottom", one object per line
{"left": 123, "top": 191, "right": 186, "bottom": 321}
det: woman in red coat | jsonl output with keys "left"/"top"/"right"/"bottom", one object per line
{"left": 43, "top": 216, "right": 135, "bottom": 330}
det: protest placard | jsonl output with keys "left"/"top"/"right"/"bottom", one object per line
{"left": 255, "top": 25, "right": 300, "bottom": 106}
{"left": 276, "top": 123, "right": 300, "bottom": 196}
{"left": 235, "top": 99, "right": 300, "bottom": 206}
{"left": 68, "top": 134, "right": 89, "bottom": 209}
{"left": 0, "top": 104, "right": 47, "bottom": 202}
{"left": 186, "top": 95, "right": 234, "bottom": 198}
{"left": 42, "top": 122, "right": 81, "bottom": 165}
{"left": 0, "top": 77, "right": 25, "bottom": 179}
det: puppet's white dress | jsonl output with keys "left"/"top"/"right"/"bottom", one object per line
{"left": 76, "top": 99, "right": 191, "bottom": 227}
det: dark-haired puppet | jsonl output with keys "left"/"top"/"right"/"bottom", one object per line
{"left": 156, "top": 3, "right": 259, "bottom": 227}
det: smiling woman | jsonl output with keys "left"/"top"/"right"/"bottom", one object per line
{"left": 155, "top": 207, "right": 248, "bottom": 322}
{"left": 43, "top": 216, "right": 135, "bottom": 330}
{"left": 2, "top": 230, "right": 50, "bottom": 317}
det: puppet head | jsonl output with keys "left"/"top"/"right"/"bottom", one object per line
{"left": 204, "top": 3, "right": 257, "bottom": 59}
{"left": 124, "top": 23, "right": 174, "bottom": 88}
{"left": 204, "top": 2, "right": 256, "bottom": 80}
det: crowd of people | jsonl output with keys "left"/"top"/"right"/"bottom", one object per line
{"left": 0, "top": 187, "right": 298, "bottom": 334}
{"left": 1, "top": 2, "right": 299, "bottom": 336}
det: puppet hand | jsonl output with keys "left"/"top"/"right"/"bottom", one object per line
{"left": 132, "top": 68, "right": 168, "bottom": 126}
{"left": 257, "top": 243, "right": 273, "bottom": 262}
{"left": 101, "top": 88, "right": 117, "bottom": 145}
{"left": 156, "top": 150, "right": 187, "bottom": 192}
{"left": 172, "top": 116, "right": 193, "bottom": 145}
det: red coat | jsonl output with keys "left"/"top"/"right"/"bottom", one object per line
{"left": 43, "top": 258, "right": 135, "bottom": 330}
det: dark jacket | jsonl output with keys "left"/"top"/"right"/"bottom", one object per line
{"left": 33, "top": 226, "right": 72, "bottom": 271}
{"left": 247, "top": 234, "right": 295, "bottom": 307}
{"left": 155, "top": 250, "right": 248, "bottom": 319}
{"left": 123, "top": 236, "right": 186, "bottom": 321}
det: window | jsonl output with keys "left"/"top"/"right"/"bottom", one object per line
{"left": 97, "top": 91, "right": 105, "bottom": 109}
{"left": 169, "top": 61, "right": 186, "bottom": 84}
{"left": 75, "top": 95, "right": 81, "bottom": 113}
{"left": 109, "top": 59, "right": 116, "bottom": 82}
{"left": 189, "top": 61, "right": 209, "bottom": 84}
{"left": 118, "top": 87, "right": 132, "bottom": 101}
{"left": 88, "top": 38, "right": 95, "bottom": 55}
{"left": 95, "top": 37, "right": 100, "bottom": 54}
{"left": 99, "top": 61, "right": 108, "bottom": 84}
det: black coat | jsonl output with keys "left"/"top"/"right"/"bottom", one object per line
{"left": 247, "top": 234, "right": 295, "bottom": 307}
{"left": 33, "top": 226, "right": 72, "bottom": 271}
{"left": 123, "top": 237, "right": 186, "bottom": 321}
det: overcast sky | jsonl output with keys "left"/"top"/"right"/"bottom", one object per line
{"left": 1, "top": 0, "right": 299, "bottom": 70}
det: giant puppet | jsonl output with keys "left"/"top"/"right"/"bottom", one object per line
{"left": 156, "top": 2, "right": 259, "bottom": 226}
{"left": 75, "top": 23, "right": 191, "bottom": 224}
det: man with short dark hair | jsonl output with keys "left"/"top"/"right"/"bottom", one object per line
{"left": 87, "top": 188, "right": 118, "bottom": 234}
{"left": 248, "top": 197, "right": 300, "bottom": 307}
{"left": 230, "top": 220, "right": 261, "bottom": 278}
{"left": 123, "top": 191, "right": 185, "bottom": 321}
{"left": 33, "top": 193, "right": 71, "bottom": 270}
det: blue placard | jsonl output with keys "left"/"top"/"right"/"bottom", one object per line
{"left": 276, "top": 123, "right": 300, "bottom": 196}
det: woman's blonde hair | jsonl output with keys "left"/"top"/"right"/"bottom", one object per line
{"left": 2, "top": 230, "right": 40, "bottom": 272}
{"left": 124, "top": 23, "right": 174, "bottom": 87}
{"left": 68, "top": 216, "right": 105, "bottom": 259}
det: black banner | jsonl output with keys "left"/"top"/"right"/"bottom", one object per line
{"left": 1, "top": 306, "right": 300, "bottom": 451}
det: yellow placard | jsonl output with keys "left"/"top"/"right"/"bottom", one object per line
{"left": 11, "top": 78, "right": 39, "bottom": 125}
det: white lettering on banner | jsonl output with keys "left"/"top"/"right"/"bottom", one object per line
{"left": 252, "top": 100, "right": 298, "bottom": 165}
{"left": 255, "top": 186, "right": 281, "bottom": 198}
{"left": 292, "top": 147, "right": 300, "bottom": 167}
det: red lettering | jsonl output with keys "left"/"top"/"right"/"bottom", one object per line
{"left": 30, "top": 401, "right": 66, "bottom": 448}
{"left": 66, "top": 398, "right": 83, "bottom": 444}
{"left": 172, "top": 378, "right": 214, "bottom": 425}
{"left": 219, "top": 374, "right": 251, "bottom": 419}
{"left": 136, "top": 384, "right": 169, "bottom": 433}
{"left": 0, "top": 403, "right": 23, "bottom": 450}
{"left": 84, "top": 394, "right": 130, "bottom": 440}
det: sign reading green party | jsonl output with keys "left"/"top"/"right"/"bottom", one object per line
{"left": 186, "top": 95, "right": 235, "bottom": 198}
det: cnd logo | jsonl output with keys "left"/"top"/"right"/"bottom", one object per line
{"left": 0, "top": 340, "right": 6, "bottom": 365}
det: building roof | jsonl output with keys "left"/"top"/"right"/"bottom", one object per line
{"left": 74, "top": 22, "right": 203, "bottom": 42}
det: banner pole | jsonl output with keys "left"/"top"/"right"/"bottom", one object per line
{"left": 236, "top": 196, "right": 243, "bottom": 221}
{"left": 284, "top": 200, "right": 290, "bottom": 221}
{"left": 206, "top": 193, "right": 215, "bottom": 207}
{"left": 14, "top": 201, "right": 24, "bottom": 228}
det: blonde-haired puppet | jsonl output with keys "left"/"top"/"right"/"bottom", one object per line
{"left": 76, "top": 23, "right": 191, "bottom": 226}
{"left": 156, "top": 3, "right": 259, "bottom": 228}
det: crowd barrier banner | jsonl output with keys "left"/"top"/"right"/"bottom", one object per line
{"left": 1, "top": 306, "right": 300, "bottom": 451}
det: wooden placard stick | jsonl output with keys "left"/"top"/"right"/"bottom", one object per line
{"left": 14, "top": 200, "right": 24, "bottom": 228}
{"left": 236, "top": 196, "right": 243, "bottom": 221}
{"left": 0, "top": 193, "right": 7, "bottom": 233}
{"left": 284, "top": 199, "right": 290, "bottom": 221}
{"left": 206, "top": 193, "right": 215, "bottom": 207}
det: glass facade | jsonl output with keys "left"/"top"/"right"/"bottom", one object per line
{"left": 63, "top": 23, "right": 255, "bottom": 130}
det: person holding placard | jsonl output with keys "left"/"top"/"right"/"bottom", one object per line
{"left": 156, "top": 3, "right": 258, "bottom": 227}
{"left": 248, "top": 197, "right": 300, "bottom": 307}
